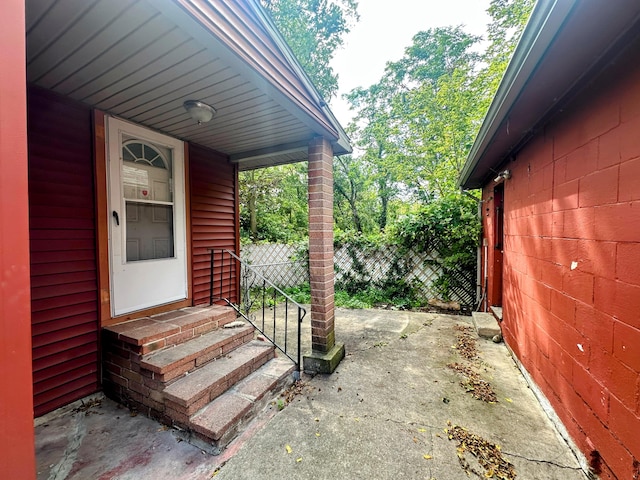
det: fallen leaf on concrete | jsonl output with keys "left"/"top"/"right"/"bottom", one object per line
{"left": 281, "top": 380, "right": 309, "bottom": 404}
{"left": 446, "top": 422, "right": 517, "bottom": 480}
{"left": 285, "top": 445, "right": 292, "bottom": 454}
{"left": 423, "top": 454, "right": 433, "bottom": 460}
{"left": 447, "top": 362, "right": 498, "bottom": 403}
{"left": 296, "top": 457, "right": 302, "bottom": 463}
{"left": 453, "top": 325, "right": 478, "bottom": 360}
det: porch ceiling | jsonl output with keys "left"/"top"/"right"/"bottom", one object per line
{"left": 26, "top": 0, "right": 349, "bottom": 170}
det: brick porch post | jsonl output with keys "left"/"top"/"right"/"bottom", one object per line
{"left": 303, "top": 136, "right": 344, "bottom": 374}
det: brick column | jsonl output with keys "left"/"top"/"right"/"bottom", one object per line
{"left": 303, "top": 136, "right": 344, "bottom": 374}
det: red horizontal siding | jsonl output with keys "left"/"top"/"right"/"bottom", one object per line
{"left": 189, "top": 144, "right": 238, "bottom": 305}
{"left": 27, "top": 86, "right": 99, "bottom": 416}
{"left": 33, "top": 374, "right": 99, "bottom": 417}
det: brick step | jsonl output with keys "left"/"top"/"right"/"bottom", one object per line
{"left": 104, "top": 305, "right": 236, "bottom": 354}
{"left": 163, "top": 340, "right": 275, "bottom": 423}
{"left": 189, "top": 357, "right": 296, "bottom": 453}
{"left": 139, "top": 325, "right": 254, "bottom": 383}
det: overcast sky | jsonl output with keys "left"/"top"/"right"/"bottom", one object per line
{"left": 329, "top": 0, "right": 492, "bottom": 126}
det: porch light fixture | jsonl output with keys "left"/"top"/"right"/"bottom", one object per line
{"left": 493, "top": 169, "right": 511, "bottom": 183}
{"left": 183, "top": 100, "right": 216, "bottom": 124}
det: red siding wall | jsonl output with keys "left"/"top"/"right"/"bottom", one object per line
{"left": 482, "top": 50, "right": 640, "bottom": 478}
{"left": 28, "top": 87, "right": 99, "bottom": 416}
{"left": 189, "top": 144, "right": 238, "bottom": 305}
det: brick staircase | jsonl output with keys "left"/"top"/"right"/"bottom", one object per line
{"left": 102, "top": 305, "right": 295, "bottom": 453}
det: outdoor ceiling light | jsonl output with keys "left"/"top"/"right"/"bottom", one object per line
{"left": 493, "top": 169, "right": 511, "bottom": 183}
{"left": 183, "top": 100, "right": 216, "bottom": 124}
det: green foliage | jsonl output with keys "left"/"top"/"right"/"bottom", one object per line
{"left": 392, "top": 193, "right": 480, "bottom": 300}
{"left": 239, "top": 164, "right": 309, "bottom": 243}
{"left": 480, "top": 0, "right": 535, "bottom": 112}
{"left": 242, "top": 0, "right": 359, "bottom": 243}
{"left": 339, "top": 1, "right": 534, "bottom": 236}
{"left": 283, "top": 282, "right": 311, "bottom": 304}
{"left": 260, "top": 0, "right": 359, "bottom": 100}
{"left": 242, "top": 0, "right": 533, "bottom": 301}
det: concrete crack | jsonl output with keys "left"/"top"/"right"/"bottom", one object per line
{"left": 313, "top": 402, "right": 441, "bottom": 432}
{"left": 47, "top": 413, "right": 87, "bottom": 480}
{"left": 503, "top": 451, "right": 584, "bottom": 471}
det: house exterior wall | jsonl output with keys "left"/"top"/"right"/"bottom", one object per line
{"left": 27, "top": 87, "right": 100, "bottom": 417}
{"left": 0, "top": 0, "right": 36, "bottom": 475}
{"left": 189, "top": 143, "right": 239, "bottom": 305}
{"left": 481, "top": 51, "right": 640, "bottom": 478}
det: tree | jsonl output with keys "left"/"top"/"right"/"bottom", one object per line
{"left": 260, "top": 0, "right": 359, "bottom": 100}
{"left": 240, "top": 0, "right": 359, "bottom": 245}
{"left": 386, "top": 26, "right": 483, "bottom": 198}
{"left": 480, "top": 0, "right": 535, "bottom": 110}
{"left": 343, "top": 25, "right": 482, "bottom": 225}
{"left": 239, "top": 164, "right": 308, "bottom": 242}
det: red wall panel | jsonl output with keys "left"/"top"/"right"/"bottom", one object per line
{"left": 481, "top": 44, "right": 640, "bottom": 478}
{"left": 0, "top": 1, "right": 36, "bottom": 475}
{"left": 188, "top": 144, "right": 238, "bottom": 305}
{"left": 27, "top": 87, "right": 99, "bottom": 417}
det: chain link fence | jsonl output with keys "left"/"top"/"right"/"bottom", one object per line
{"left": 240, "top": 243, "right": 476, "bottom": 308}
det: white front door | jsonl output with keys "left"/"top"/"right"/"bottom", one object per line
{"left": 107, "top": 117, "right": 188, "bottom": 316}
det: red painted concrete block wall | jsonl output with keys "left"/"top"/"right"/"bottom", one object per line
{"left": 481, "top": 51, "right": 640, "bottom": 478}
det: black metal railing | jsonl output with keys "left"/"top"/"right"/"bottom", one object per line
{"left": 208, "top": 248, "right": 306, "bottom": 378}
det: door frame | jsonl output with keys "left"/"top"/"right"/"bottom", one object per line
{"left": 94, "top": 111, "right": 192, "bottom": 326}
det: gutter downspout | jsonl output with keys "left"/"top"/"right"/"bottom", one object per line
{"left": 460, "top": 189, "right": 483, "bottom": 310}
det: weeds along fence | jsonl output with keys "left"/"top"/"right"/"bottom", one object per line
{"left": 240, "top": 242, "right": 476, "bottom": 308}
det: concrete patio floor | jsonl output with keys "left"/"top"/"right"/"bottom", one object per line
{"left": 36, "top": 309, "right": 588, "bottom": 479}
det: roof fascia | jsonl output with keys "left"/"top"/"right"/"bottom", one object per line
{"left": 245, "top": 0, "right": 352, "bottom": 156}
{"left": 458, "top": 0, "right": 576, "bottom": 188}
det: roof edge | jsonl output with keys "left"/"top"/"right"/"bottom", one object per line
{"left": 246, "top": 0, "right": 352, "bottom": 156}
{"left": 459, "top": 0, "right": 576, "bottom": 188}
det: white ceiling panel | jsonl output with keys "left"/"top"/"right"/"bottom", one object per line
{"left": 25, "top": 0, "right": 348, "bottom": 169}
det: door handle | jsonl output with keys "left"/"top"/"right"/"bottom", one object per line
{"left": 112, "top": 211, "right": 120, "bottom": 226}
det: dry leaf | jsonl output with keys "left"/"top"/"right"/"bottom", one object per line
{"left": 423, "top": 454, "right": 433, "bottom": 460}
{"left": 296, "top": 457, "right": 302, "bottom": 463}
{"left": 285, "top": 445, "right": 292, "bottom": 454}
